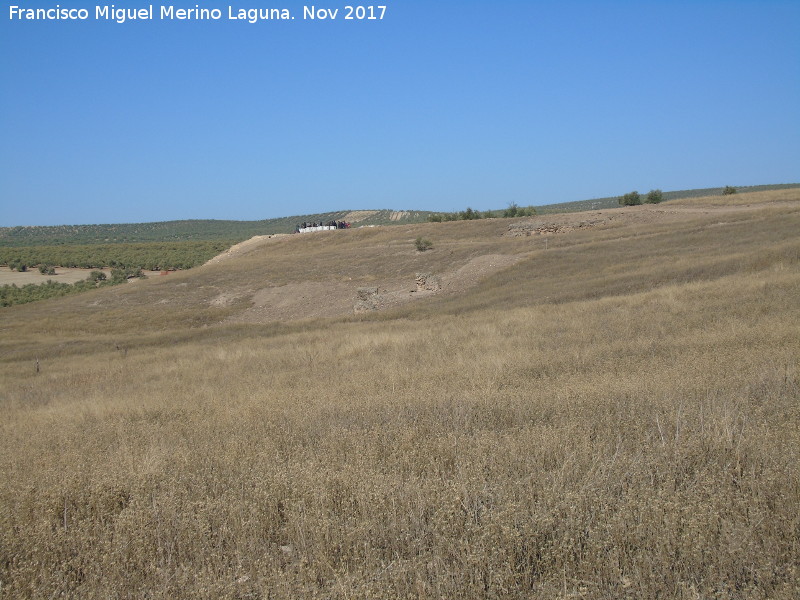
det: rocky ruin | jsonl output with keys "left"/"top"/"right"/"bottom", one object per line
{"left": 505, "top": 217, "right": 606, "bottom": 237}
{"left": 353, "top": 287, "right": 380, "bottom": 313}
{"left": 415, "top": 273, "right": 441, "bottom": 292}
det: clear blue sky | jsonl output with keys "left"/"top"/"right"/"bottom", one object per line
{"left": 1, "top": 0, "right": 798, "bottom": 226}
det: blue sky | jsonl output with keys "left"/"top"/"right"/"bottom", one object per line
{"left": 1, "top": 1, "right": 798, "bottom": 226}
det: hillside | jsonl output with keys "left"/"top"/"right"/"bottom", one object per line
{"left": 1, "top": 188, "right": 798, "bottom": 599}
{"left": 1, "top": 188, "right": 797, "bottom": 341}
{"left": 0, "top": 209, "right": 433, "bottom": 247}
{"left": 3, "top": 183, "right": 797, "bottom": 247}
{"left": 533, "top": 182, "right": 800, "bottom": 214}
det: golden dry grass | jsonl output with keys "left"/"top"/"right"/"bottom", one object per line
{"left": 1, "top": 190, "right": 799, "bottom": 598}
{"left": 665, "top": 187, "right": 800, "bottom": 207}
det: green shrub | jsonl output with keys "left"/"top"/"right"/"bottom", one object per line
{"left": 459, "top": 207, "right": 481, "bottom": 220}
{"left": 111, "top": 267, "right": 144, "bottom": 283}
{"left": 646, "top": 189, "right": 663, "bottom": 204}
{"left": 723, "top": 186, "right": 737, "bottom": 195}
{"left": 619, "top": 191, "right": 642, "bottom": 206}
{"left": 8, "top": 260, "right": 28, "bottom": 272}
{"left": 429, "top": 205, "right": 534, "bottom": 222}
{"left": 414, "top": 236, "right": 433, "bottom": 252}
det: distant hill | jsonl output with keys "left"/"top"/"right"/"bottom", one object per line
{"left": 0, "top": 210, "right": 433, "bottom": 247}
{"left": 533, "top": 183, "right": 800, "bottom": 214}
{"left": 2, "top": 184, "right": 797, "bottom": 247}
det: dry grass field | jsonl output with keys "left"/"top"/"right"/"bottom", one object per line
{"left": 1, "top": 190, "right": 799, "bottom": 598}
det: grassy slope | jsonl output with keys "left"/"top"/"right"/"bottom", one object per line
{"left": 533, "top": 182, "right": 800, "bottom": 214}
{"left": 0, "top": 189, "right": 798, "bottom": 598}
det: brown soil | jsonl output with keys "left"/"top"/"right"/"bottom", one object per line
{"left": 223, "top": 253, "right": 526, "bottom": 324}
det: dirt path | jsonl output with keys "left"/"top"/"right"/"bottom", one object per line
{"left": 204, "top": 234, "right": 290, "bottom": 266}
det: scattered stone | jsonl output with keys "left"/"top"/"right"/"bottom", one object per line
{"left": 505, "top": 218, "right": 606, "bottom": 237}
{"left": 354, "top": 287, "right": 380, "bottom": 313}
{"left": 356, "top": 287, "right": 379, "bottom": 300}
{"left": 415, "top": 273, "right": 441, "bottom": 292}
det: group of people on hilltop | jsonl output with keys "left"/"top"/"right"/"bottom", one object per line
{"left": 294, "top": 220, "right": 351, "bottom": 233}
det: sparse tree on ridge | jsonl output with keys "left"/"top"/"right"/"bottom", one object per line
{"left": 646, "top": 189, "right": 663, "bottom": 204}
{"left": 619, "top": 191, "right": 641, "bottom": 206}
{"left": 459, "top": 207, "right": 481, "bottom": 220}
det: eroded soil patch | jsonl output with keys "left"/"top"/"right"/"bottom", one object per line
{"left": 222, "top": 253, "right": 526, "bottom": 324}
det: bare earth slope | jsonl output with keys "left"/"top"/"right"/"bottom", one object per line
{"left": 178, "top": 188, "right": 800, "bottom": 325}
